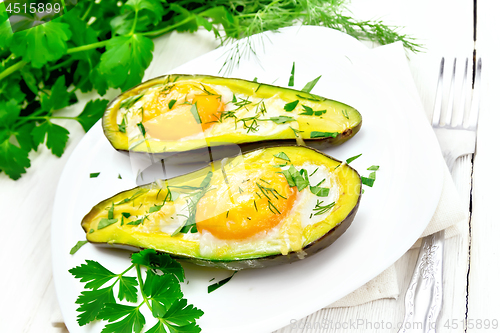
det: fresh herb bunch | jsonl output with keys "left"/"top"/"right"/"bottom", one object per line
{"left": 70, "top": 249, "right": 204, "bottom": 333}
{"left": 0, "top": 0, "right": 421, "bottom": 180}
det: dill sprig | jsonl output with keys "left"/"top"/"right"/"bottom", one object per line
{"left": 312, "top": 199, "right": 336, "bottom": 216}
{"left": 217, "top": 0, "right": 422, "bottom": 73}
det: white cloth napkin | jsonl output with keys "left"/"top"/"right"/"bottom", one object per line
{"left": 325, "top": 42, "right": 468, "bottom": 308}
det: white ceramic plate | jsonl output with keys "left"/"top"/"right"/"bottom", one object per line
{"left": 52, "top": 26, "right": 443, "bottom": 333}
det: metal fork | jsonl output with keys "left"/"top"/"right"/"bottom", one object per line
{"left": 398, "top": 57, "right": 482, "bottom": 333}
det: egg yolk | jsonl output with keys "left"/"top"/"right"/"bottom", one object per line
{"left": 196, "top": 165, "right": 298, "bottom": 240}
{"left": 141, "top": 81, "right": 224, "bottom": 141}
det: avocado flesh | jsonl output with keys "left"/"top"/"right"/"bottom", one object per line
{"left": 82, "top": 146, "right": 361, "bottom": 270}
{"left": 102, "top": 75, "right": 362, "bottom": 155}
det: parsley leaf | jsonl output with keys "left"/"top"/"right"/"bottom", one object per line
{"left": 70, "top": 249, "right": 203, "bottom": 331}
{"left": 118, "top": 276, "right": 139, "bottom": 303}
{"left": 0, "top": 137, "right": 31, "bottom": 180}
{"left": 143, "top": 270, "right": 183, "bottom": 317}
{"left": 99, "top": 35, "right": 154, "bottom": 90}
{"left": 99, "top": 303, "right": 146, "bottom": 333}
{"left": 39, "top": 76, "right": 73, "bottom": 112}
{"left": 367, "top": 165, "right": 380, "bottom": 171}
{"left": 131, "top": 249, "right": 185, "bottom": 282}
{"left": 69, "top": 260, "right": 118, "bottom": 289}
{"left": 90, "top": 172, "right": 100, "bottom": 178}
{"left": 31, "top": 121, "right": 70, "bottom": 157}
{"left": 76, "top": 99, "right": 110, "bottom": 132}
{"left": 75, "top": 286, "right": 116, "bottom": 326}
{"left": 10, "top": 20, "right": 72, "bottom": 68}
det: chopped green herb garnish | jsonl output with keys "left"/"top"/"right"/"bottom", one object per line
{"left": 118, "top": 174, "right": 122, "bottom": 179}
{"left": 310, "top": 168, "right": 319, "bottom": 177}
{"left": 361, "top": 176, "right": 375, "bottom": 187}
{"left": 346, "top": 154, "right": 362, "bottom": 164}
{"left": 268, "top": 116, "right": 295, "bottom": 124}
{"left": 284, "top": 100, "right": 299, "bottom": 111}
{"left": 238, "top": 187, "right": 244, "bottom": 193}
{"left": 369, "top": 172, "right": 376, "bottom": 180}
{"left": 90, "top": 172, "right": 100, "bottom": 178}
{"left": 168, "top": 99, "right": 176, "bottom": 109}
{"left": 118, "top": 118, "right": 127, "bottom": 133}
{"left": 137, "top": 122, "right": 146, "bottom": 136}
{"left": 107, "top": 203, "right": 114, "bottom": 219}
{"left": 120, "top": 94, "right": 144, "bottom": 109}
{"left": 89, "top": 229, "right": 94, "bottom": 234}
{"left": 208, "top": 271, "right": 237, "bottom": 293}
{"left": 300, "top": 169, "right": 309, "bottom": 185}
{"left": 367, "top": 165, "right": 380, "bottom": 171}
{"left": 253, "top": 77, "right": 258, "bottom": 82}
{"left": 127, "top": 217, "right": 146, "bottom": 226}
{"left": 70, "top": 240, "right": 88, "bottom": 255}
{"left": 189, "top": 102, "right": 202, "bottom": 124}
{"left": 116, "top": 189, "right": 148, "bottom": 205}
{"left": 98, "top": 218, "right": 118, "bottom": 230}
{"left": 274, "top": 152, "right": 290, "bottom": 161}
{"left": 296, "top": 94, "right": 324, "bottom": 102}
{"left": 300, "top": 105, "right": 314, "bottom": 116}
{"left": 285, "top": 165, "right": 308, "bottom": 191}
{"left": 312, "top": 200, "right": 336, "bottom": 215}
{"left": 310, "top": 131, "right": 339, "bottom": 138}
{"left": 288, "top": 62, "right": 295, "bottom": 86}
{"left": 342, "top": 109, "right": 349, "bottom": 119}
{"left": 310, "top": 186, "right": 330, "bottom": 197}
{"left": 253, "top": 200, "right": 258, "bottom": 212}
{"left": 301, "top": 75, "right": 322, "bottom": 93}
{"left": 231, "top": 94, "right": 237, "bottom": 103}
{"left": 268, "top": 200, "right": 281, "bottom": 214}
{"left": 172, "top": 171, "right": 213, "bottom": 236}
{"left": 122, "top": 212, "right": 131, "bottom": 218}
{"left": 314, "top": 109, "right": 326, "bottom": 116}
{"left": 149, "top": 205, "right": 162, "bottom": 213}
{"left": 362, "top": 189, "right": 365, "bottom": 194}
{"left": 289, "top": 126, "right": 304, "bottom": 137}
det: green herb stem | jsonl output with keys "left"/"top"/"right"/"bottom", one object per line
{"left": 0, "top": 60, "right": 27, "bottom": 81}
{"left": 66, "top": 40, "right": 109, "bottom": 55}
{"left": 48, "top": 58, "right": 75, "bottom": 71}
{"left": 81, "top": 0, "right": 94, "bottom": 22}
{"left": 135, "top": 265, "right": 154, "bottom": 314}
{"left": 142, "top": 16, "right": 196, "bottom": 38}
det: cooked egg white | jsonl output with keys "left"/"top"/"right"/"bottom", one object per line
{"left": 115, "top": 80, "right": 301, "bottom": 146}
{"left": 129, "top": 159, "right": 339, "bottom": 259}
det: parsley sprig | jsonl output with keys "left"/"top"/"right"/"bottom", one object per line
{"left": 69, "top": 249, "right": 203, "bottom": 333}
{"left": 0, "top": 1, "right": 420, "bottom": 180}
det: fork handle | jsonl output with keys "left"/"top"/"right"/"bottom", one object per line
{"left": 398, "top": 230, "right": 444, "bottom": 333}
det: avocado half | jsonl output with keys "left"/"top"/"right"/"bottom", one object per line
{"left": 102, "top": 74, "right": 362, "bottom": 156}
{"left": 82, "top": 146, "right": 361, "bottom": 270}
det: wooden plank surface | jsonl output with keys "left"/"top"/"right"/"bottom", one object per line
{"left": 467, "top": 0, "right": 500, "bottom": 330}
{"left": 0, "top": 0, "right": 476, "bottom": 332}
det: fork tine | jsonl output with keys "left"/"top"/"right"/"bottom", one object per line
{"left": 468, "top": 58, "right": 482, "bottom": 129}
{"left": 431, "top": 58, "right": 445, "bottom": 127}
{"left": 456, "top": 58, "right": 469, "bottom": 128}
{"left": 444, "top": 58, "right": 457, "bottom": 126}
